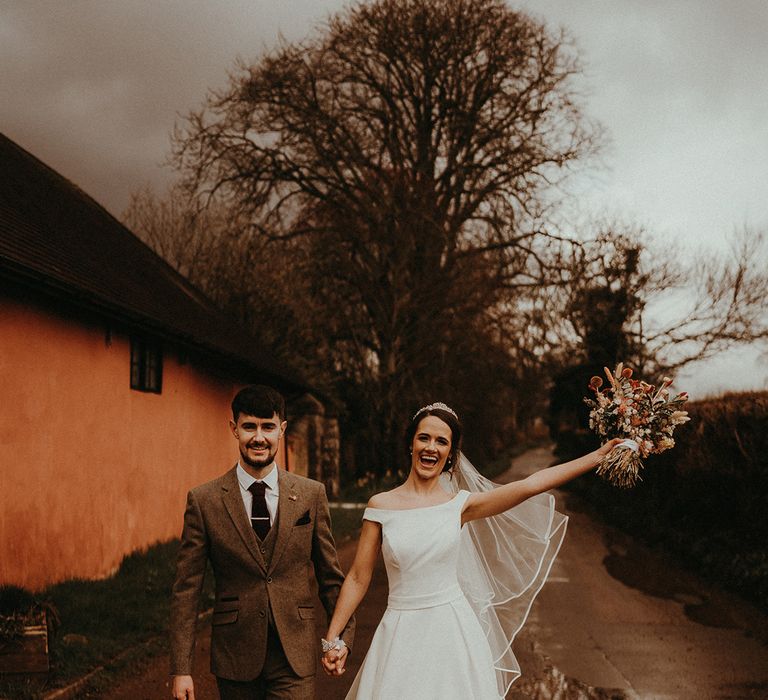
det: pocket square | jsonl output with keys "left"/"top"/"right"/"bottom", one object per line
{"left": 295, "top": 510, "right": 311, "bottom": 526}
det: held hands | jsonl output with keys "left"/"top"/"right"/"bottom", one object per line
{"left": 321, "top": 645, "right": 349, "bottom": 675}
{"left": 320, "top": 640, "right": 349, "bottom": 676}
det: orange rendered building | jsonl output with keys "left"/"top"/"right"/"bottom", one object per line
{"left": 0, "top": 134, "right": 338, "bottom": 590}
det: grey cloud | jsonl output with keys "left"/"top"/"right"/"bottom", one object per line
{"left": 1, "top": 0, "right": 766, "bottom": 233}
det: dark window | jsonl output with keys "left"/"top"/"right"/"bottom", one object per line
{"left": 130, "top": 337, "right": 163, "bottom": 393}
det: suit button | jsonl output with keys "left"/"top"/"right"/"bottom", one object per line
{"left": 259, "top": 610, "right": 266, "bottom": 618}
{"left": 260, "top": 547, "right": 266, "bottom": 553}
{"left": 267, "top": 577, "right": 273, "bottom": 583}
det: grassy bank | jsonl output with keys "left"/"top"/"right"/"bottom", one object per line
{"left": 329, "top": 505, "right": 367, "bottom": 544}
{"left": 563, "top": 390, "right": 768, "bottom": 611}
{"left": 0, "top": 504, "right": 366, "bottom": 700}
{"left": 1, "top": 541, "right": 210, "bottom": 699}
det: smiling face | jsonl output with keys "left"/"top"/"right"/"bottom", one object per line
{"left": 410, "top": 415, "right": 453, "bottom": 479}
{"left": 230, "top": 411, "right": 286, "bottom": 475}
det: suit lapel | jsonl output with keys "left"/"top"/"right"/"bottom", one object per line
{"left": 269, "top": 469, "right": 300, "bottom": 575}
{"left": 220, "top": 466, "right": 267, "bottom": 573}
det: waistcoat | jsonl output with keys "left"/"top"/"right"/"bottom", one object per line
{"left": 258, "top": 512, "right": 280, "bottom": 628}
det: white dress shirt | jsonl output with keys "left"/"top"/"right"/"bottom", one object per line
{"left": 236, "top": 462, "right": 280, "bottom": 526}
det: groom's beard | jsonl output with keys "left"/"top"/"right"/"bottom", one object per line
{"left": 241, "top": 443, "right": 277, "bottom": 469}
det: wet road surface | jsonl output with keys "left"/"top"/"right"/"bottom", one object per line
{"left": 501, "top": 446, "right": 768, "bottom": 699}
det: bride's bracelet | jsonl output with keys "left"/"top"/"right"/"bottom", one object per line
{"left": 321, "top": 636, "right": 347, "bottom": 654}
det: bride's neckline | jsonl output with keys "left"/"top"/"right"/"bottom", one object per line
{"left": 366, "top": 492, "right": 460, "bottom": 512}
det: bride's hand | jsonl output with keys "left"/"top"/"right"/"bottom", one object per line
{"left": 321, "top": 647, "right": 348, "bottom": 676}
{"left": 594, "top": 437, "right": 625, "bottom": 459}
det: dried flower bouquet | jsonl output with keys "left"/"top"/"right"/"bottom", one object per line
{"left": 584, "top": 363, "right": 690, "bottom": 488}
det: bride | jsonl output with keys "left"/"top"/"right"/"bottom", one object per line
{"left": 321, "top": 402, "right": 621, "bottom": 699}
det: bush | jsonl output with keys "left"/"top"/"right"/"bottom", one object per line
{"left": 561, "top": 390, "right": 768, "bottom": 610}
{"left": 0, "top": 585, "right": 59, "bottom": 648}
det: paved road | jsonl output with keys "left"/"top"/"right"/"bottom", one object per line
{"left": 108, "top": 446, "right": 768, "bottom": 699}
{"left": 499, "top": 446, "right": 768, "bottom": 699}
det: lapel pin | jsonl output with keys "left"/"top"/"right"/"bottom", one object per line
{"left": 289, "top": 494, "right": 297, "bottom": 501}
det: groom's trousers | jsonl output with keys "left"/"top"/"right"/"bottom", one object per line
{"left": 215, "top": 625, "right": 314, "bottom": 700}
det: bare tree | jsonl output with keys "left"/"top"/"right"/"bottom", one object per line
{"left": 124, "top": 185, "right": 337, "bottom": 385}
{"left": 524, "top": 224, "right": 768, "bottom": 457}
{"left": 169, "top": 0, "right": 600, "bottom": 472}
{"left": 552, "top": 225, "right": 768, "bottom": 376}
{"left": 640, "top": 228, "right": 768, "bottom": 374}
{"left": 123, "top": 185, "right": 240, "bottom": 296}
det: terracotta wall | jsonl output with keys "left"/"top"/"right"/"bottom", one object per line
{"left": 0, "top": 296, "right": 285, "bottom": 590}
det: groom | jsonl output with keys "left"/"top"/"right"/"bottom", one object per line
{"left": 170, "top": 384, "right": 354, "bottom": 699}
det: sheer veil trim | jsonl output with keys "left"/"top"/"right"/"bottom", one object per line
{"left": 441, "top": 453, "right": 568, "bottom": 697}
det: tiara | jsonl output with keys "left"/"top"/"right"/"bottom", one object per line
{"left": 412, "top": 402, "right": 458, "bottom": 420}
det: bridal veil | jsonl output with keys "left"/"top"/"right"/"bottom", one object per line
{"left": 441, "top": 453, "right": 568, "bottom": 697}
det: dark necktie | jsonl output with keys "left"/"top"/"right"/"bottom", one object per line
{"left": 248, "top": 481, "right": 271, "bottom": 540}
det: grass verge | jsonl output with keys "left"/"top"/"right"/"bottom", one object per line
{"left": 329, "top": 505, "right": 367, "bottom": 545}
{"left": 1, "top": 510, "right": 360, "bottom": 699}
{"left": 0, "top": 541, "right": 212, "bottom": 700}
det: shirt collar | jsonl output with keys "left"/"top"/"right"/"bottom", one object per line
{"left": 236, "top": 462, "right": 279, "bottom": 491}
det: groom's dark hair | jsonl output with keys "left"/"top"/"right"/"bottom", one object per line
{"left": 232, "top": 384, "right": 286, "bottom": 422}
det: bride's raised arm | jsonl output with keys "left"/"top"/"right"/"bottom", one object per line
{"left": 462, "top": 438, "right": 624, "bottom": 524}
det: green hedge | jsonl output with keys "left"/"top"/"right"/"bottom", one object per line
{"left": 561, "top": 390, "right": 768, "bottom": 610}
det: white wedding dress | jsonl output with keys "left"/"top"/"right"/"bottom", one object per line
{"left": 344, "top": 481, "right": 567, "bottom": 700}
{"left": 345, "top": 491, "right": 498, "bottom": 699}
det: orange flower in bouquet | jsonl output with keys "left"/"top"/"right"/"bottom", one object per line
{"left": 584, "top": 363, "right": 690, "bottom": 488}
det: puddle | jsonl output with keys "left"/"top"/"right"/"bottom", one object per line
{"left": 508, "top": 663, "right": 628, "bottom": 699}
{"left": 601, "top": 530, "right": 739, "bottom": 629}
{"left": 509, "top": 634, "right": 630, "bottom": 700}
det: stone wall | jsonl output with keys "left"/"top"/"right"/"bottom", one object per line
{"left": 287, "top": 393, "right": 341, "bottom": 497}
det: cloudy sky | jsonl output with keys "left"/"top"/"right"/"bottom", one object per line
{"left": 2, "top": 0, "right": 766, "bottom": 394}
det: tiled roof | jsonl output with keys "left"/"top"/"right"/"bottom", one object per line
{"left": 0, "top": 133, "right": 308, "bottom": 394}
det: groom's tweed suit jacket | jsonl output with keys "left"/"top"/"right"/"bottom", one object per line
{"left": 170, "top": 466, "right": 354, "bottom": 680}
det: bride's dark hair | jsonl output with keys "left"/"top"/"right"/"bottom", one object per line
{"left": 406, "top": 405, "right": 463, "bottom": 473}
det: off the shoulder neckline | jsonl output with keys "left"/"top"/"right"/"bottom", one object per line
{"left": 365, "top": 491, "right": 464, "bottom": 513}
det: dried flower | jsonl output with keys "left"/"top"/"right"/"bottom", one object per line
{"left": 584, "top": 363, "right": 690, "bottom": 488}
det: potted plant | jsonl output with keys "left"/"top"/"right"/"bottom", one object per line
{"left": 0, "top": 585, "right": 58, "bottom": 676}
